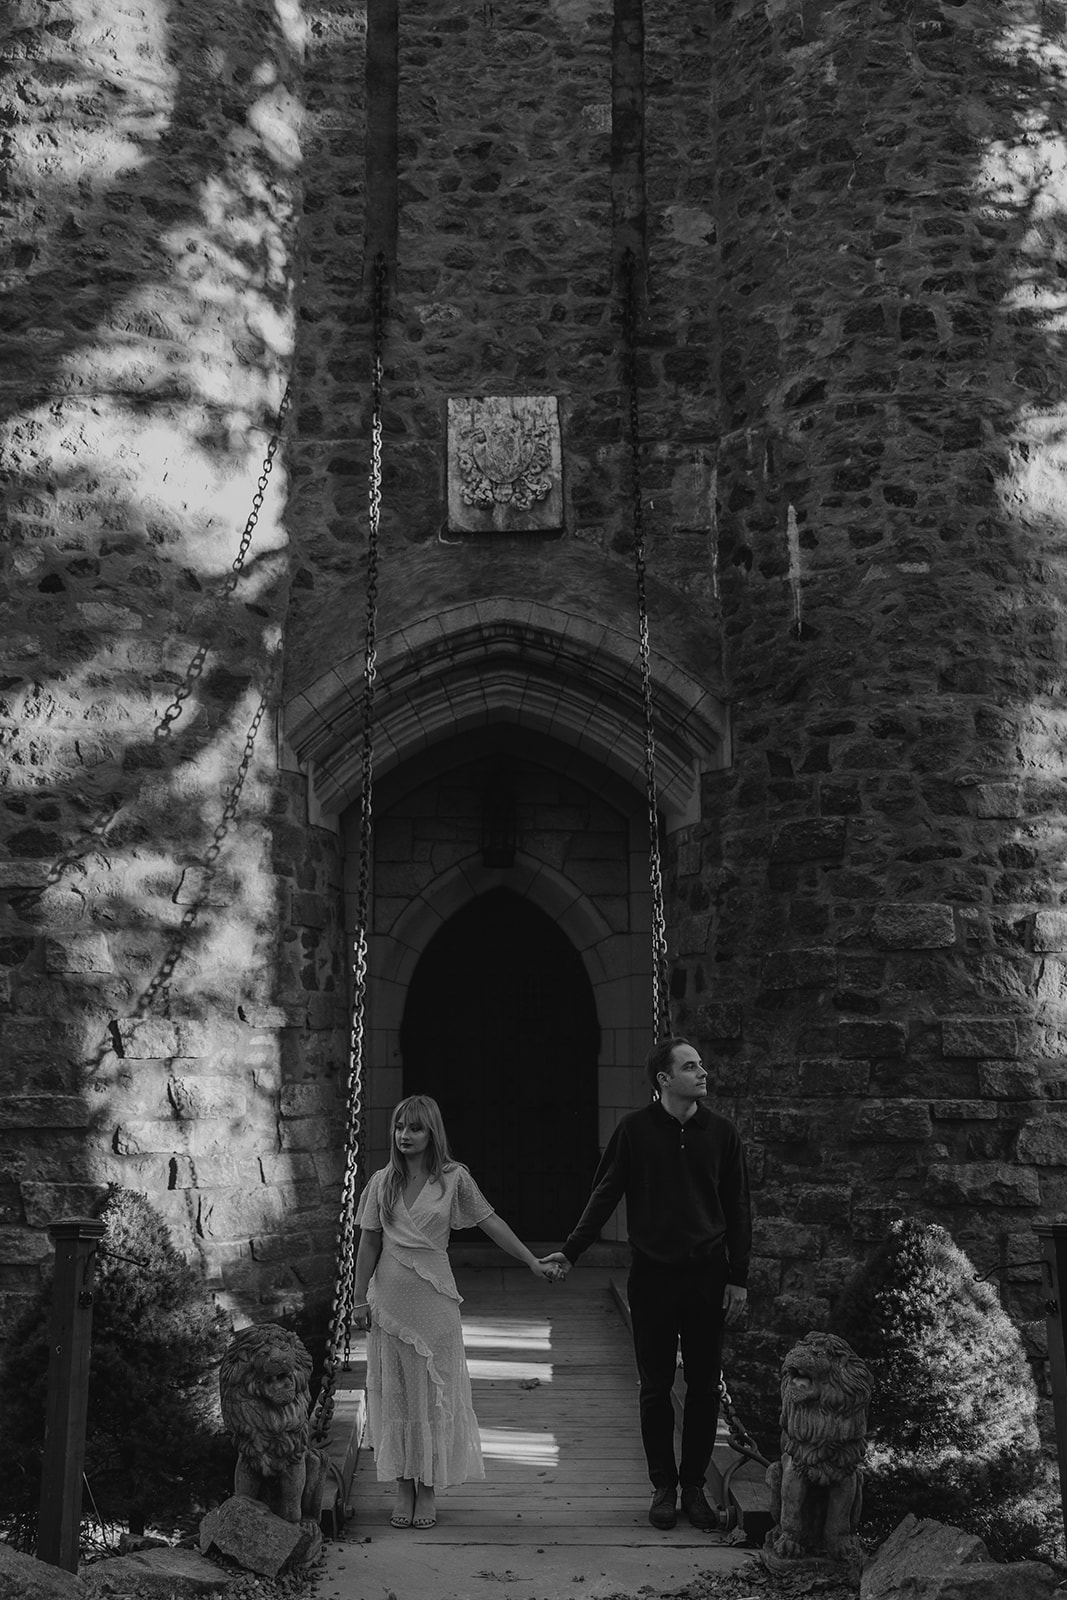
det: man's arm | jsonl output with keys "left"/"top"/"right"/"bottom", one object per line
{"left": 545, "top": 1120, "right": 632, "bottom": 1273}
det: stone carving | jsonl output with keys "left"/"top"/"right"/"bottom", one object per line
{"left": 218, "top": 1323, "right": 328, "bottom": 1527}
{"left": 447, "top": 396, "right": 563, "bottom": 532}
{"left": 764, "top": 1331, "right": 872, "bottom": 1571}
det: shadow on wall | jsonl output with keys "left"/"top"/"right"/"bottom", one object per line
{"left": 0, "top": 0, "right": 340, "bottom": 1328}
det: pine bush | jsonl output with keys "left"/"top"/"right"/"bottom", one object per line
{"left": 0, "top": 1187, "right": 233, "bottom": 1547}
{"left": 829, "top": 1218, "right": 1058, "bottom": 1562}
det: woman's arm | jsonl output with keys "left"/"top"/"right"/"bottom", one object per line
{"left": 353, "top": 1227, "right": 383, "bottom": 1327}
{"left": 479, "top": 1213, "right": 560, "bottom": 1280}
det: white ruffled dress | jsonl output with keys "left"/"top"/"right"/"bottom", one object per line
{"left": 355, "top": 1163, "right": 495, "bottom": 1487}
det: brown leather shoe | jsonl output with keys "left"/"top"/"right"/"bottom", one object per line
{"left": 648, "top": 1486, "right": 677, "bottom": 1529}
{"left": 680, "top": 1485, "right": 718, "bottom": 1531}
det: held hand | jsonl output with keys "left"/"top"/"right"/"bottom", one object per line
{"left": 530, "top": 1259, "right": 564, "bottom": 1284}
{"left": 539, "top": 1252, "right": 571, "bottom": 1282}
{"left": 353, "top": 1304, "right": 371, "bottom": 1332}
{"left": 722, "top": 1283, "right": 748, "bottom": 1328}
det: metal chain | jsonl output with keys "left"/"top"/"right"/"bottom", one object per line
{"left": 313, "top": 253, "right": 387, "bottom": 1445}
{"left": 718, "top": 1369, "right": 769, "bottom": 1464}
{"left": 132, "top": 656, "right": 280, "bottom": 1021}
{"left": 622, "top": 250, "right": 671, "bottom": 1044}
{"left": 154, "top": 389, "right": 292, "bottom": 744}
{"left": 27, "top": 390, "right": 292, "bottom": 903}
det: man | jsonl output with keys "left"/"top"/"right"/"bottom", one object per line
{"left": 542, "top": 1036, "right": 751, "bottom": 1532}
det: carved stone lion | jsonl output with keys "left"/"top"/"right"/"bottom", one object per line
{"left": 219, "top": 1323, "right": 328, "bottom": 1525}
{"left": 765, "top": 1330, "right": 873, "bottom": 1566}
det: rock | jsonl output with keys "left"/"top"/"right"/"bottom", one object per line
{"left": 860, "top": 1516, "right": 988, "bottom": 1599}
{"left": 860, "top": 1515, "right": 1059, "bottom": 1599}
{"left": 0, "top": 1542, "right": 88, "bottom": 1600}
{"left": 81, "top": 1546, "right": 233, "bottom": 1595}
{"left": 935, "top": 1562, "right": 1059, "bottom": 1598}
{"left": 199, "top": 1495, "right": 320, "bottom": 1580}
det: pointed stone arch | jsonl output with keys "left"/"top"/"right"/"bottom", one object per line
{"left": 283, "top": 599, "right": 730, "bottom": 831}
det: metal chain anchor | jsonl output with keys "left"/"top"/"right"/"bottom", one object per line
{"left": 622, "top": 249, "right": 671, "bottom": 1044}
{"left": 313, "top": 253, "right": 387, "bottom": 1445}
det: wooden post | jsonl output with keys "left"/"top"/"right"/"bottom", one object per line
{"left": 36, "top": 1217, "right": 106, "bottom": 1572}
{"left": 1034, "top": 1223, "right": 1067, "bottom": 1560}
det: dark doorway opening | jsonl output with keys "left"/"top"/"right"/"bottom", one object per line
{"left": 399, "top": 887, "right": 601, "bottom": 1241}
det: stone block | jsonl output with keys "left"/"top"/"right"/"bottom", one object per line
{"left": 942, "top": 1018, "right": 1018, "bottom": 1059}
{"left": 930, "top": 1100, "right": 997, "bottom": 1120}
{"left": 168, "top": 1076, "right": 248, "bottom": 1120}
{"left": 1033, "top": 910, "right": 1067, "bottom": 952}
{"left": 113, "top": 1120, "right": 178, "bottom": 1156}
{"left": 697, "top": 1000, "right": 742, "bottom": 1038}
{"left": 291, "top": 891, "right": 328, "bottom": 928}
{"left": 280, "top": 1082, "right": 331, "bottom": 1116}
{"left": 850, "top": 1101, "right": 932, "bottom": 1141}
{"left": 838, "top": 1020, "right": 906, "bottom": 1057}
{"left": 770, "top": 819, "right": 846, "bottom": 862}
{"left": 44, "top": 933, "right": 114, "bottom": 973}
{"left": 0, "top": 1096, "right": 88, "bottom": 1129}
{"left": 20, "top": 1182, "right": 108, "bottom": 1227}
{"left": 798, "top": 1057, "right": 870, "bottom": 1094}
{"left": 1016, "top": 1114, "right": 1067, "bottom": 1166}
{"left": 115, "top": 1018, "right": 182, "bottom": 1060}
{"left": 925, "top": 1162, "right": 1040, "bottom": 1208}
{"left": 0, "top": 1225, "right": 52, "bottom": 1263}
{"left": 871, "top": 903, "right": 956, "bottom": 949}
{"left": 0, "top": 1538, "right": 88, "bottom": 1597}
{"left": 761, "top": 947, "right": 836, "bottom": 988}
{"left": 753, "top": 1108, "right": 810, "bottom": 1141}
{"left": 977, "top": 1061, "right": 1041, "bottom": 1099}
{"left": 972, "top": 782, "right": 1022, "bottom": 819}
{"left": 199, "top": 1494, "right": 318, "bottom": 1579}
{"left": 752, "top": 1218, "right": 822, "bottom": 1259}
{"left": 860, "top": 1515, "right": 988, "bottom": 1600}
{"left": 0, "top": 862, "right": 53, "bottom": 891}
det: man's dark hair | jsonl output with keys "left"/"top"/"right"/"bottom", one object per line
{"left": 645, "top": 1035, "right": 692, "bottom": 1095}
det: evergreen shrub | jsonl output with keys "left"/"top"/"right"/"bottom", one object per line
{"left": 829, "top": 1218, "right": 1061, "bottom": 1564}
{"left": 0, "top": 1187, "right": 233, "bottom": 1549}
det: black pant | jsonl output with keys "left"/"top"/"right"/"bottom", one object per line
{"left": 627, "top": 1256, "right": 728, "bottom": 1490}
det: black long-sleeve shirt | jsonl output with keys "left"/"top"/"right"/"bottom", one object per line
{"left": 561, "top": 1100, "right": 751, "bottom": 1284}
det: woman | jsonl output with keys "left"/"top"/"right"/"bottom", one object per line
{"left": 352, "top": 1094, "right": 560, "bottom": 1530}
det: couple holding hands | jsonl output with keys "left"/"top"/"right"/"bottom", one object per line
{"left": 352, "top": 1037, "right": 751, "bottom": 1533}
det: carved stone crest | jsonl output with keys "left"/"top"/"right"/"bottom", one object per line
{"left": 447, "top": 396, "right": 563, "bottom": 532}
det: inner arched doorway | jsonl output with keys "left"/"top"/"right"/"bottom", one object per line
{"left": 399, "top": 886, "right": 601, "bottom": 1240}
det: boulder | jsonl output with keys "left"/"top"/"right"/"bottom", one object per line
{"left": 199, "top": 1494, "right": 320, "bottom": 1579}
{"left": 0, "top": 1543, "right": 88, "bottom": 1600}
{"left": 861, "top": 1515, "right": 1058, "bottom": 1600}
{"left": 81, "top": 1546, "right": 233, "bottom": 1595}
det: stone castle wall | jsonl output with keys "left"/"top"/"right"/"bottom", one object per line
{"left": 0, "top": 0, "right": 348, "bottom": 1327}
{"left": 3, "top": 0, "right": 1067, "bottom": 1433}
{"left": 695, "top": 0, "right": 1067, "bottom": 1401}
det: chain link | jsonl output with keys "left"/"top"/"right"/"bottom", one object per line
{"left": 313, "top": 253, "right": 387, "bottom": 1445}
{"left": 621, "top": 250, "right": 671, "bottom": 1045}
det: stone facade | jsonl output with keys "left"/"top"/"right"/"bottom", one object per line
{"left": 3, "top": 0, "right": 1067, "bottom": 1430}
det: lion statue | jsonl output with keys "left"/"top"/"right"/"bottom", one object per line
{"left": 764, "top": 1330, "right": 873, "bottom": 1566}
{"left": 219, "top": 1323, "right": 328, "bottom": 1525}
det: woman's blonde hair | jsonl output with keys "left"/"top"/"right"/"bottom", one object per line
{"left": 380, "top": 1094, "right": 459, "bottom": 1217}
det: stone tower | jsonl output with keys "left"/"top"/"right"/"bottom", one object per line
{"left": 3, "top": 0, "right": 1066, "bottom": 1417}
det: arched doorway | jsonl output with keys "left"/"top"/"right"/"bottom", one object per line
{"left": 399, "top": 886, "right": 601, "bottom": 1240}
